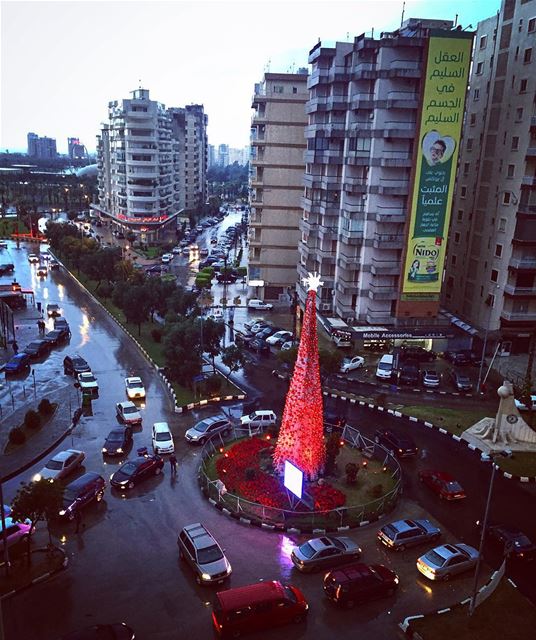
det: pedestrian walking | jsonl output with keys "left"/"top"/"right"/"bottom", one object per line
{"left": 420, "top": 448, "right": 428, "bottom": 461}
{"left": 12, "top": 340, "right": 18, "bottom": 354}
{"left": 74, "top": 509, "right": 82, "bottom": 533}
{"left": 169, "top": 453, "right": 178, "bottom": 475}
{"left": 36, "top": 301, "right": 42, "bottom": 314}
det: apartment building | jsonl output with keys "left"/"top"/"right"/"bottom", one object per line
{"left": 249, "top": 71, "right": 308, "bottom": 301}
{"left": 444, "top": 0, "right": 536, "bottom": 356}
{"left": 218, "top": 144, "right": 229, "bottom": 167}
{"left": 94, "top": 89, "right": 208, "bottom": 242}
{"left": 27, "top": 132, "right": 57, "bottom": 159}
{"left": 298, "top": 18, "right": 474, "bottom": 347}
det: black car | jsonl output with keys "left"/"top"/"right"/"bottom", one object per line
{"left": 485, "top": 524, "right": 536, "bottom": 562}
{"left": 59, "top": 623, "right": 135, "bottom": 640}
{"left": 216, "top": 272, "right": 238, "bottom": 284}
{"left": 323, "top": 563, "right": 399, "bottom": 608}
{"left": 443, "top": 350, "right": 472, "bottom": 366}
{"left": 248, "top": 337, "right": 270, "bottom": 354}
{"left": 110, "top": 455, "right": 164, "bottom": 489}
{"left": 59, "top": 472, "right": 106, "bottom": 520}
{"left": 24, "top": 340, "right": 50, "bottom": 359}
{"left": 63, "top": 355, "right": 91, "bottom": 377}
{"left": 398, "top": 346, "right": 436, "bottom": 362}
{"left": 374, "top": 429, "right": 418, "bottom": 458}
{"left": 54, "top": 317, "right": 71, "bottom": 333}
{"left": 4, "top": 353, "right": 31, "bottom": 375}
{"left": 397, "top": 361, "right": 420, "bottom": 386}
{"left": 44, "top": 328, "right": 70, "bottom": 346}
{"left": 235, "top": 332, "right": 255, "bottom": 348}
{"left": 102, "top": 427, "right": 133, "bottom": 456}
{"left": 255, "top": 327, "right": 277, "bottom": 341}
{"left": 0, "top": 263, "right": 15, "bottom": 275}
{"left": 49, "top": 260, "right": 60, "bottom": 270}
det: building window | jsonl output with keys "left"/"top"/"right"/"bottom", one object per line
{"left": 460, "top": 186, "right": 467, "bottom": 198}
{"left": 524, "top": 48, "right": 533, "bottom": 63}
{"left": 516, "top": 107, "right": 524, "bottom": 121}
{"left": 463, "top": 162, "right": 470, "bottom": 176}
{"left": 499, "top": 217, "right": 507, "bottom": 231}
{"left": 503, "top": 191, "right": 512, "bottom": 204}
{"left": 474, "top": 88, "right": 480, "bottom": 100}
{"left": 292, "top": 87, "right": 298, "bottom": 94}
{"left": 476, "top": 61, "right": 484, "bottom": 75}
{"left": 507, "top": 164, "right": 515, "bottom": 178}
{"left": 520, "top": 78, "right": 528, "bottom": 93}
{"left": 529, "top": 17, "right": 536, "bottom": 33}
{"left": 491, "top": 269, "right": 499, "bottom": 283}
{"left": 273, "top": 85, "right": 284, "bottom": 94}
{"left": 457, "top": 209, "right": 464, "bottom": 222}
{"left": 451, "top": 254, "right": 457, "bottom": 266}
{"left": 469, "top": 113, "right": 476, "bottom": 126}
{"left": 488, "top": 293, "right": 496, "bottom": 307}
{"left": 467, "top": 138, "right": 474, "bottom": 151}
{"left": 454, "top": 232, "right": 460, "bottom": 244}
{"left": 495, "top": 244, "right": 503, "bottom": 258}
{"left": 480, "top": 35, "right": 488, "bottom": 49}
{"left": 512, "top": 136, "right": 520, "bottom": 150}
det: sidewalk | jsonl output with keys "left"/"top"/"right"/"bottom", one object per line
{"left": 0, "top": 305, "right": 43, "bottom": 368}
{"left": 0, "top": 384, "right": 73, "bottom": 481}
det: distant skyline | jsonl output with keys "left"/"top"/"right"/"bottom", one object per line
{"left": 1, "top": 0, "right": 496, "bottom": 154}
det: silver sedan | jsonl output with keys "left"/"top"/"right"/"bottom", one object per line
{"left": 291, "top": 536, "right": 362, "bottom": 573}
{"left": 417, "top": 543, "right": 479, "bottom": 581}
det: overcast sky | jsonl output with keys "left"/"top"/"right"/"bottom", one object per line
{"left": 1, "top": 0, "right": 495, "bottom": 154}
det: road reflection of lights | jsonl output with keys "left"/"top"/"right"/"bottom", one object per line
{"left": 418, "top": 581, "right": 433, "bottom": 597}
{"left": 42, "top": 287, "right": 49, "bottom": 300}
{"left": 60, "top": 535, "right": 67, "bottom": 544}
{"left": 57, "top": 284, "right": 65, "bottom": 301}
{"left": 79, "top": 313, "right": 90, "bottom": 347}
{"left": 278, "top": 535, "right": 297, "bottom": 575}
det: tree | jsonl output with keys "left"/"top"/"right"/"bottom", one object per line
{"left": 199, "top": 317, "right": 225, "bottom": 373}
{"left": 10, "top": 480, "right": 64, "bottom": 560}
{"left": 163, "top": 318, "right": 202, "bottom": 385}
{"left": 115, "top": 283, "right": 153, "bottom": 334}
{"left": 319, "top": 348, "right": 344, "bottom": 380}
{"left": 221, "top": 344, "right": 245, "bottom": 384}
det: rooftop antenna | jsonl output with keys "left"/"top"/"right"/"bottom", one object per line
{"left": 138, "top": 78, "right": 142, "bottom": 89}
{"left": 454, "top": 13, "right": 458, "bottom": 28}
{"left": 346, "top": 31, "right": 350, "bottom": 41}
{"left": 400, "top": 1, "right": 405, "bottom": 27}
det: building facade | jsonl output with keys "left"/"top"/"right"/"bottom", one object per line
{"left": 94, "top": 89, "right": 208, "bottom": 241}
{"left": 249, "top": 71, "right": 308, "bottom": 301}
{"left": 27, "top": 132, "right": 57, "bottom": 159}
{"left": 67, "top": 137, "right": 87, "bottom": 160}
{"left": 298, "top": 18, "right": 468, "bottom": 334}
{"left": 443, "top": 0, "right": 536, "bottom": 356}
{"left": 218, "top": 144, "right": 229, "bottom": 167}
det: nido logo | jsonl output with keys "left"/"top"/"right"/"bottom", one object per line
{"left": 413, "top": 244, "right": 439, "bottom": 259}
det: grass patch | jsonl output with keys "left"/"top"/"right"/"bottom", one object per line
{"left": 495, "top": 452, "right": 536, "bottom": 477}
{"left": 409, "top": 579, "right": 536, "bottom": 640}
{"left": 399, "top": 405, "right": 490, "bottom": 436}
{"left": 0, "top": 219, "right": 29, "bottom": 236}
{"left": 136, "top": 246, "right": 160, "bottom": 259}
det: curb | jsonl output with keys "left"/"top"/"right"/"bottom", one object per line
{"left": 49, "top": 252, "right": 248, "bottom": 414}
{"left": 320, "top": 389, "right": 536, "bottom": 483}
{"left": 0, "top": 545, "right": 69, "bottom": 601}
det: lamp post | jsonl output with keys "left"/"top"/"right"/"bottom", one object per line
{"left": 476, "top": 285, "right": 500, "bottom": 393}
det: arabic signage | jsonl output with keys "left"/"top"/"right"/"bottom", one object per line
{"left": 401, "top": 31, "right": 473, "bottom": 301}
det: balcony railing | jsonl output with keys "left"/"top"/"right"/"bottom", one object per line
{"left": 501, "top": 310, "right": 536, "bottom": 321}
{"left": 504, "top": 284, "right": 536, "bottom": 296}
{"left": 509, "top": 257, "right": 536, "bottom": 270}
{"left": 373, "top": 233, "right": 405, "bottom": 248}
{"left": 371, "top": 259, "right": 400, "bottom": 275}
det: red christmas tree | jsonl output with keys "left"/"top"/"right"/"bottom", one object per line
{"left": 273, "top": 274, "right": 325, "bottom": 480}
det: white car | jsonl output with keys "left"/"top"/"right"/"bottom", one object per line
{"left": 240, "top": 410, "right": 277, "bottom": 432}
{"left": 515, "top": 395, "right": 536, "bottom": 411}
{"left": 281, "top": 340, "right": 297, "bottom": 351}
{"left": 28, "top": 254, "right": 40, "bottom": 264}
{"left": 78, "top": 372, "right": 99, "bottom": 394}
{"left": 161, "top": 253, "right": 173, "bottom": 264}
{"left": 152, "top": 422, "right": 175, "bottom": 454}
{"left": 266, "top": 330, "right": 292, "bottom": 346}
{"left": 125, "top": 376, "right": 146, "bottom": 400}
{"left": 340, "top": 355, "right": 365, "bottom": 374}
{"left": 247, "top": 299, "right": 273, "bottom": 311}
{"left": 172, "top": 246, "right": 182, "bottom": 254}
{"left": 33, "top": 449, "right": 85, "bottom": 482}
{"left": 244, "top": 317, "right": 266, "bottom": 331}
{"left": 116, "top": 401, "right": 142, "bottom": 426}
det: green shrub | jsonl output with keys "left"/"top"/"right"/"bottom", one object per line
{"left": 151, "top": 328, "right": 163, "bottom": 343}
{"left": 195, "top": 276, "right": 212, "bottom": 289}
{"left": 345, "top": 462, "right": 359, "bottom": 485}
{"left": 24, "top": 410, "right": 41, "bottom": 430}
{"left": 200, "top": 267, "right": 214, "bottom": 277}
{"left": 38, "top": 398, "right": 54, "bottom": 416}
{"left": 205, "top": 374, "right": 222, "bottom": 395}
{"left": 236, "top": 266, "right": 247, "bottom": 277}
{"left": 9, "top": 427, "right": 25, "bottom": 445}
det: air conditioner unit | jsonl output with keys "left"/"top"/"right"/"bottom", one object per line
{"left": 321, "top": 304, "right": 331, "bottom": 311}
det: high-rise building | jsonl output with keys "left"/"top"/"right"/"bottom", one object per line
{"left": 249, "top": 71, "right": 308, "bottom": 301}
{"left": 68, "top": 137, "right": 87, "bottom": 160}
{"left": 444, "top": 0, "right": 536, "bottom": 357}
{"left": 218, "top": 144, "right": 229, "bottom": 166}
{"left": 27, "top": 132, "right": 57, "bottom": 159}
{"left": 208, "top": 144, "right": 217, "bottom": 168}
{"left": 299, "top": 18, "right": 472, "bottom": 349}
{"left": 229, "top": 147, "right": 249, "bottom": 165}
{"left": 94, "top": 89, "right": 208, "bottom": 241}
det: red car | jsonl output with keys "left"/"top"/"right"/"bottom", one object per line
{"left": 418, "top": 470, "right": 466, "bottom": 501}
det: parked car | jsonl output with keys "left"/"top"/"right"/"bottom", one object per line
{"left": 110, "top": 455, "right": 164, "bottom": 489}
{"left": 484, "top": 524, "right": 536, "bottom": 561}
{"left": 375, "top": 354, "right": 394, "bottom": 380}
{"left": 449, "top": 369, "right": 473, "bottom": 392}
{"left": 240, "top": 410, "right": 277, "bottom": 431}
{"left": 323, "top": 563, "right": 399, "bottom": 608}
{"left": 78, "top": 372, "right": 99, "bottom": 394}
{"left": 59, "top": 472, "right": 106, "bottom": 520}
{"left": 422, "top": 370, "right": 441, "bottom": 388}
{"left": 418, "top": 469, "right": 466, "bottom": 501}
{"left": 443, "top": 350, "right": 472, "bottom": 366}
{"left": 281, "top": 340, "right": 297, "bottom": 351}
{"left": 125, "top": 376, "right": 145, "bottom": 400}
{"left": 397, "top": 361, "right": 420, "bottom": 386}
{"left": 102, "top": 427, "right": 133, "bottom": 456}
{"left": 116, "top": 401, "right": 142, "bottom": 426}
{"left": 417, "top": 543, "right": 479, "bottom": 581}
{"left": 249, "top": 321, "right": 271, "bottom": 335}
{"left": 58, "top": 623, "right": 135, "bottom": 640}
{"left": 152, "top": 421, "right": 175, "bottom": 454}
{"left": 185, "top": 415, "right": 231, "bottom": 444}
{"left": 63, "top": 354, "right": 91, "bottom": 377}
{"left": 28, "top": 254, "right": 40, "bottom": 264}
{"left": 266, "top": 330, "right": 293, "bottom": 346}
{"left": 24, "top": 339, "right": 50, "bottom": 359}
{"left": 216, "top": 272, "right": 238, "bottom": 284}
{"left": 212, "top": 581, "right": 308, "bottom": 637}
{"left": 172, "top": 246, "right": 182, "bottom": 254}
{"left": 33, "top": 449, "right": 85, "bottom": 482}
{"left": 248, "top": 337, "right": 270, "bottom": 354}
{"left": 377, "top": 519, "right": 441, "bottom": 551}
{"left": 247, "top": 299, "right": 273, "bottom": 311}
{"left": 514, "top": 394, "right": 536, "bottom": 412}
{"left": 0, "top": 263, "right": 15, "bottom": 276}
{"left": 49, "top": 259, "right": 60, "bottom": 270}
{"left": 46, "top": 303, "right": 61, "bottom": 317}
{"left": 161, "top": 253, "right": 173, "bottom": 264}
{"left": 244, "top": 317, "right": 266, "bottom": 331}
{"left": 398, "top": 346, "right": 436, "bottom": 362}
{"left": 340, "top": 355, "right": 365, "bottom": 374}
{"left": 4, "top": 353, "right": 31, "bottom": 374}
{"left": 374, "top": 429, "right": 418, "bottom": 458}
{"left": 44, "top": 328, "right": 69, "bottom": 346}
{"left": 291, "top": 536, "right": 362, "bottom": 573}
{"left": 54, "top": 317, "right": 70, "bottom": 333}
{"left": 0, "top": 517, "right": 33, "bottom": 552}
{"left": 177, "top": 522, "right": 232, "bottom": 585}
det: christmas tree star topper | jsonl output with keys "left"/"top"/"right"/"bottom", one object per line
{"left": 302, "top": 272, "right": 324, "bottom": 292}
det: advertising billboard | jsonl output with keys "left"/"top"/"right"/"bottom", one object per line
{"left": 401, "top": 31, "right": 473, "bottom": 301}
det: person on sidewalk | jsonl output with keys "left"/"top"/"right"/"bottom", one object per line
{"left": 74, "top": 509, "right": 83, "bottom": 533}
{"left": 12, "top": 340, "right": 18, "bottom": 354}
{"left": 169, "top": 454, "right": 178, "bottom": 476}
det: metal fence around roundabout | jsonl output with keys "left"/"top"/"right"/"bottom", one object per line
{"left": 198, "top": 423, "right": 402, "bottom": 531}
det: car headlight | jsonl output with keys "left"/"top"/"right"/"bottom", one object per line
{"left": 59, "top": 509, "right": 66, "bottom": 516}
{"left": 102, "top": 448, "right": 107, "bottom": 453}
{"left": 117, "top": 448, "right": 123, "bottom": 453}
{"left": 394, "top": 576, "right": 399, "bottom": 584}
{"left": 201, "top": 573, "right": 211, "bottom": 581}
{"left": 33, "top": 473, "right": 42, "bottom": 482}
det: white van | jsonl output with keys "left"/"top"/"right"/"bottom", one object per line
{"left": 240, "top": 410, "right": 277, "bottom": 433}
{"left": 152, "top": 422, "right": 175, "bottom": 454}
{"left": 375, "top": 354, "right": 394, "bottom": 380}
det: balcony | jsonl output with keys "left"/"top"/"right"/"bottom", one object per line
{"left": 375, "top": 207, "right": 406, "bottom": 222}
{"left": 370, "top": 259, "right": 401, "bottom": 275}
{"left": 373, "top": 233, "right": 405, "bottom": 249}
{"left": 370, "top": 178, "right": 410, "bottom": 195}
{"left": 125, "top": 110, "right": 151, "bottom": 119}
{"left": 526, "top": 147, "right": 536, "bottom": 158}
{"left": 386, "top": 91, "right": 419, "bottom": 108}
{"left": 326, "top": 95, "right": 347, "bottom": 110}
{"left": 337, "top": 278, "right": 360, "bottom": 295}
{"left": 521, "top": 177, "right": 536, "bottom": 187}
{"left": 368, "top": 283, "right": 398, "bottom": 300}
{"left": 509, "top": 257, "right": 536, "bottom": 270}
{"left": 501, "top": 310, "right": 536, "bottom": 322}
{"left": 307, "top": 68, "right": 329, "bottom": 88}
{"left": 338, "top": 252, "right": 361, "bottom": 266}
{"left": 504, "top": 284, "right": 536, "bottom": 297}
{"left": 366, "top": 309, "right": 395, "bottom": 324}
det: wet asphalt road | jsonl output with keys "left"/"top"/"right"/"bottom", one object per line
{"left": 1, "top": 242, "right": 536, "bottom": 640}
